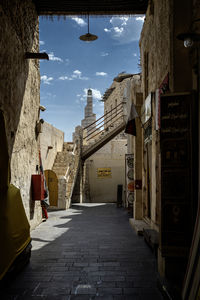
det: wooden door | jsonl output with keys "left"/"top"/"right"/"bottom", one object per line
{"left": 44, "top": 170, "right": 58, "bottom": 206}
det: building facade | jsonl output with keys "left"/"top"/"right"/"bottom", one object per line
{"left": 0, "top": 0, "right": 42, "bottom": 230}
{"left": 130, "top": 0, "right": 200, "bottom": 296}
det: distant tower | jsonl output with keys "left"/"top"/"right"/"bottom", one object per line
{"left": 81, "top": 89, "right": 96, "bottom": 136}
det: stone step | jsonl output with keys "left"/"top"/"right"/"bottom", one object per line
{"left": 53, "top": 165, "right": 67, "bottom": 170}
{"left": 55, "top": 157, "right": 73, "bottom": 163}
{"left": 53, "top": 166, "right": 67, "bottom": 171}
{"left": 53, "top": 168, "right": 67, "bottom": 175}
{"left": 54, "top": 162, "right": 70, "bottom": 167}
{"left": 55, "top": 155, "right": 72, "bottom": 161}
{"left": 54, "top": 169, "right": 68, "bottom": 174}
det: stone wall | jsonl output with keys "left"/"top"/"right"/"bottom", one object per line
{"left": 140, "top": 0, "right": 171, "bottom": 94}
{"left": 0, "top": 0, "right": 42, "bottom": 229}
{"left": 128, "top": 76, "right": 143, "bottom": 219}
{"left": 40, "top": 121, "right": 64, "bottom": 170}
{"left": 139, "top": 0, "right": 172, "bottom": 228}
{"left": 139, "top": 0, "right": 194, "bottom": 228}
{"left": 104, "top": 76, "right": 131, "bottom": 128}
{"left": 87, "top": 139, "right": 127, "bottom": 203}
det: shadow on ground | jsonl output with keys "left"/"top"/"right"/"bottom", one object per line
{"left": 0, "top": 203, "right": 163, "bottom": 300}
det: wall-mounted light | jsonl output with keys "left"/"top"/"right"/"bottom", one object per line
{"left": 177, "top": 18, "right": 200, "bottom": 48}
{"left": 39, "top": 105, "right": 46, "bottom": 111}
{"left": 177, "top": 32, "right": 200, "bottom": 48}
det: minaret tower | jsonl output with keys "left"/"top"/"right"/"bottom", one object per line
{"left": 85, "top": 88, "right": 93, "bottom": 118}
{"left": 81, "top": 89, "right": 96, "bottom": 135}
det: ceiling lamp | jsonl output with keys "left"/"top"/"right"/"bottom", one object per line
{"left": 79, "top": 15, "right": 98, "bottom": 42}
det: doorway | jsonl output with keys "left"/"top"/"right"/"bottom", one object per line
{"left": 44, "top": 170, "right": 58, "bottom": 206}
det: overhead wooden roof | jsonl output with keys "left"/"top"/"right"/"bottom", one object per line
{"left": 33, "top": 0, "right": 148, "bottom": 15}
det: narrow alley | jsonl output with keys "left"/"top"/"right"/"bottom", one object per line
{"left": 1, "top": 204, "right": 163, "bottom": 299}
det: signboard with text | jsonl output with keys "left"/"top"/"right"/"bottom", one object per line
{"left": 97, "top": 168, "right": 112, "bottom": 178}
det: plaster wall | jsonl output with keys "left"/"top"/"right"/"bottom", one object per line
{"left": 87, "top": 139, "right": 127, "bottom": 203}
{"left": 40, "top": 122, "right": 64, "bottom": 170}
{"left": 0, "top": 0, "right": 42, "bottom": 229}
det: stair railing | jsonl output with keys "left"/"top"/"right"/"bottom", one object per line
{"left": 83, "top": 101, "right": 125, "bottom": 143}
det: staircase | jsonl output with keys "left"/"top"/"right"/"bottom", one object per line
{"left": 51, "top": 101, "right": 127, "bottom": 208}
{"left": 81, "top": 101, "right": 127, "bottom": 160}
{"left": 52, "top": 143, "right": 73, "bottom": 177}
{"left": 52, "top": 142, "right": 80, "bottom": 208}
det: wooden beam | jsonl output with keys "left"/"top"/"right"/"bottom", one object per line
{"left": 25, "top": 52, "right": 49, "bottom": 60}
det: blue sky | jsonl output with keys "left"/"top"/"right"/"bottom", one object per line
{"left": 39, "top": 16, "right": 144, "bottom": 141}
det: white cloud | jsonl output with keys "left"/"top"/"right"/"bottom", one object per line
{"left": 72, "top": 70, "right": 81, "bottom": 77}
{"left": 58, "top": 70, "right": 89, "bottom": 81}
{"left": 101, "top": 52, "right": 109, "bottom": 57}
{"left": 133, "top": 53, "right": 137, "bottom": 57}
{"left": 96, "top": 72, "right": 107, "bottom": 76}
{"left": 71, "top": 17, "right": 87, "bottom": 27}
{"left": 136, "top": 16, "right": 145, "bottom": 22}
{"left": 110, "top": 16, "right": 129, "bottom": 26}
{"left": 83, "top": 88, "right": 102, "bottom": 100}
{"left": 41, "top": 75, "right": 53, "bottom": 85}
{"left": 72, "top": 70, "right": 88, "bottom": 80}
{"left": 49, "top": 52, "right": 63, "bottom": 62}
{"left": 59, "top": 76, "right": 73, "bottom": 81}
{"left": 76, "top": 89, "right": 103, "bottom": 116}
{"left": 39, "top": 40, "right": 45, "bottom": 45}
{"left": 104, "top": 16, "right": 145, "bottom": 44}
{"left": 113, "top": 26, "right": 124, "bottom": 36}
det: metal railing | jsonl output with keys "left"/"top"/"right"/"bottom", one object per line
{"left": 83, "top": 102, "right": 125, "bottom": 143}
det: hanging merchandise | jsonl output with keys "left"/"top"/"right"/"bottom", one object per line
{"left": 125, "top": 154, "right": 134, "bottom": 208}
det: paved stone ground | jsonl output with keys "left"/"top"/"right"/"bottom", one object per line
{"left": 0, "top": 203, "right": 163, "bottom": 299}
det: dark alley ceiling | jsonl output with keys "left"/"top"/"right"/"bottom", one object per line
{"left": 33, "top": 0, "right": 148, "bottom": 15}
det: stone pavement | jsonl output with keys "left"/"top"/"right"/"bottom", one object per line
{"left": 1, "top": 203, "right": 163, "bottom": 299}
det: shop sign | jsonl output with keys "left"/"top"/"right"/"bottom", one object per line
{"left": 97, "top": 168, "right": 112, "bottom": 178}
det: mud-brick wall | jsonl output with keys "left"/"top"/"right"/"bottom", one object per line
{"left": 0, "top": 0, "right": 42, "bottom": 229}
{"left": 139, "top": 0, "right": 171, "bottom": 228}
{"left": 140, "top": 0, "right": 171, "bottom": 93}
{"left": 40, "top": 122, "right": 64, "bottom": 171}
